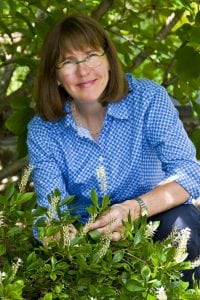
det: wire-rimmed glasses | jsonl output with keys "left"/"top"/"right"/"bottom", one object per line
{"left": 56, "top": 51, "right": 105, "bottom": 75}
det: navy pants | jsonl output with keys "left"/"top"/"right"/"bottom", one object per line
{"left": 149, "top": 204, "right": 200, "bottom": 286}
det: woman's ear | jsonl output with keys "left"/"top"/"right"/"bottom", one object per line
{"left": 57, "top": 80, "right": 62, "bottom": 86}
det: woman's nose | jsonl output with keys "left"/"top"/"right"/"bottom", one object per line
{"left": 75, "top": 61, "right": 90, "bottom": 76}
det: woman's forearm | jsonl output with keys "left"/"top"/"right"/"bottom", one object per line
{"left": 126, "top": 181, "right": 190, "bottom": 218}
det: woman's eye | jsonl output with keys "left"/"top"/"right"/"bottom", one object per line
{"left": 88, "top": 53, "right": 98, "bottom": 58}
{"left": 63, "top": 60, "right": 73, "bottom": 65}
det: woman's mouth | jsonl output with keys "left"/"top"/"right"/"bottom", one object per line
{"left": 77, "top": 79, "right": 96, "bottom": 88}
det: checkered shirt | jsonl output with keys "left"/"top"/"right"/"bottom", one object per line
{"left": 27, "top": 74, "right": 200, "bottom": 224}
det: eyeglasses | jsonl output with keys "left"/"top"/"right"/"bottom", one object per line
{"left": 56, "top": 51, "right": 105, "bottom": 75}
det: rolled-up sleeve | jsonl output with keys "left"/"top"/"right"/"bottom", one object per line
{"left": 145, "top": 85, "right": 200, "bottom": 199}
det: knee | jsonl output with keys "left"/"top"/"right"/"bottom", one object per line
{"left": 149, "top": 205, "right": 200, "bottom": 259}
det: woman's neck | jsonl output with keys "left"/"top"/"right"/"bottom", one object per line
{"left": 71, "top": 101, "right": 107, "bottom": 139}
{"left": 72, "top": 101, "right": 105, "bottom": 120}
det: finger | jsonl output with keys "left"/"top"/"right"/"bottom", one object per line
{"left": 43, "top": 231, "right": 60, "bottom": 247}
{"left": 93, "top": 220, "right": 123, "bottom": 236}
{"left": 87, "top": 213, "right": 113, "bottom": 230}
{"left": 69, "top": 224, "right": 77, "bottom": 234}
{"left": 69, "top": 231, "right": 77, "bottom": 240}
{"left": 110, "top": 231, "right": 122, "bottom": 242}
{"left": 69, "top": 225, "right": 77, "bottom": 239}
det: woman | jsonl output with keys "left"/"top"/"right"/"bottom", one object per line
{"left": 27, "top": 14, "right": 200, "bottom": 283}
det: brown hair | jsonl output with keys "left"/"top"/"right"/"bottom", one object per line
{"left": 35, "top": 14, "right": 128, "bottom": 120}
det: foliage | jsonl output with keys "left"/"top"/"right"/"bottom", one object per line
{"left": 0, "top": 0, "right": 200, "bottom": 158}
{"left": 0, "top": 181, "right": 200, "bottom": 299}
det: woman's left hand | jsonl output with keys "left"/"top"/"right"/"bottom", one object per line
{"left": 86, "top": 200, "right": 140, "bottom": 241}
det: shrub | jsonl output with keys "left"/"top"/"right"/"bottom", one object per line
{"left": 0, "top": 179, "right": 200, "bottom": 299}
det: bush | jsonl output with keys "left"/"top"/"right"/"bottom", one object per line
{"left": 0, "top": 174, "right": 200, "bottom": 299}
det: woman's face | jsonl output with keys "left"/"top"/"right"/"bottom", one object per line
{"left": 56, "top": 47, "right": 110, "bottom": 104}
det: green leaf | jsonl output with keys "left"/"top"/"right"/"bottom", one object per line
{"left": 147, "top": 294, "right": 156, "bottom": 300}
{"left": 90, "top": 188, "right": 99, "bottom": 208}
{"left": 55, "top": 262, "right": 68, "bottom": 271}
{"left": 11, "top": 280, "right": 24, "bottom": 293}
{"left": 141, "top": 265, "right": 151, "bottom": 281}
{"left": 113, "top": 250, "right": 124, "bottom": 263}
{"left": 34, "top": 217, "right": 47, "bottom": 227}
{"left": 70, "top": 235, "right": 84, "bottom": 246}
{"left": 101, "top": 194, "right": 110, "bottom": 211}
{"left": 5, "top": 108, "right": 34, "bottom": 135}
{"left": 191, "top": 128, "right": 200, "bottom": 160}
{"left": 191, "top": 101, "right": 200, "bottom": 120}
{"left": 0, "top": 244, "right": 6, "bottom": 256}
{"left": 87, "top": 205, "right": 98, "bottom": 216}
{"left": 51, "top": 256, "right": 57, "bottom": 269}
{"left": 134, "top": 232, "right": 142, "bottom": 245}
{"left": 15, "top": 11, "right": 35, "bottom": 34}
{"left": 50, "top": 272, "right": 57, "bottom": 281}
{"left": 15, "top": 210, "right": 25, "bottom": 217}
{"left": 26, "top": 252, "right": 37, "bottom": 265}
{"left": 59, "top": 195, "right": 74, "bottom": 207}
{"left": 15, "top": 192, "right": 35, "bottom": 205}
{"left": 4, "top": 183, "right": 15, "bottom": 200}
{"left": 32, "top": 206, "right": 48, "bottom": 217}
{"left": 14, "top": 57, "right": 36, "bottom": 68}
{"left": 100, "top": 287, "right": 116, "bottom": 296}
{"left": 7, "top": 226, "right": 22, "bottom": 237}
{"left": 190, "top": 27, "right": 200, "bottom": 44}
{"left": 54, "top": 284, "right": 63, "bottom": 294}
{"left": 125, "top": 279, "right": 145, "bottom": 292}
{"left": 42, "top": 293, "right": 53, "bottom": 300}
{"left": 4, "top": 280, "right": 24, "bottom": 299}
{"left": 46, "top": 226, "right": 59, "bottom": 237}
{"left": 195, "top": 11, "right": 200, "bottom": 24}
{"left": 0, "top": 194, "right": 5, "bottom": 204}
{"left": 9, "top": 96, "right": 31, "bottom": 110}
{"left": 175, "top": 46, "right": 200, "bottom": 80}
{"left": 16, "top": 132, "right": 29, "bottom": 158}
{"left": 88, "top": 229, "right": 101, "bottom": 241}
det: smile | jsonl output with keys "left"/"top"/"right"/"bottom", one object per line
{"left": 77, "top": 79, "right": 96, "bottom": 88}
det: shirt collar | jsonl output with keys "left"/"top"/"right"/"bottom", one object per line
{"left": 63, "top": 102, "right": 74, "bottom": 128}
{"left": 107, "top": 97, "right": 130, "bottom": 120}
{"left": 106, "top": 73, "right": 133, "bottom": 120}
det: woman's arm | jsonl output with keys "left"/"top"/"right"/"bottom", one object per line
{"left": 86, "top": 85, "right": 200, "bottom": 240}
{"left": 27, "top": 118, "right": 69, "bottom": 209}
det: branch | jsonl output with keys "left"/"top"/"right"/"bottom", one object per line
{"left": 129, "top": 9, "right": 184, "bottom": 71}
{"left": 162, "top": 75, "right": 178, "bottom": 88}
{"left": 0, "top": 157, "right": 28, "bottom": 181}
{"left": 91, "top": 0, "right": 114, "bottom": 21}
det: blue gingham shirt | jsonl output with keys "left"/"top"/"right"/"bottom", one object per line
{"left": 27, "top": 74, "right": 200, "bottom": 223}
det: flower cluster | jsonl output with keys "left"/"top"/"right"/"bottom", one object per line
{"left": 82, "top": 214, "right": 97, "bottom": 235}
{"left": 174, "top": 227, "right": 191, "bottom": 263}
{"left": 46, "top": 195, "right": 60, "bottom": 224}
{"left": 0, "top": 271, "right": 6, "bottom": 284}
{"left": 18, "top": 165, "right": 33, "bottom": 193}
{"left": 0, "top": 211, "right": 5, "bottom": 227}
{"left": 62, "top": 225, "right": 71, "bottom": 248}
{"left": 11, "top": 258, "right": 23, "bottom": 280}
{"left": 156, "top": 286, "right": 167, "bottom": 300}
{"left": 97, "top": 234, "right": 111, "bottom": 260}
{"left": 96, "top": 165, "right": 107, "bottom": 195}
{"left": 191, "top": 256, "right": 200, "bottom": 269}
{"left": 145, "top": 220, "right": 160, "bottom": 238}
